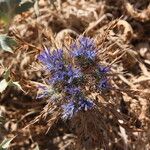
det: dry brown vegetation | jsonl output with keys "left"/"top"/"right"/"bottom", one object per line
{"left": 0, "top": 0, "right": 150, "bottom": 149}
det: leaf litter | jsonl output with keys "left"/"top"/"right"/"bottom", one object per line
{"left": 0, "top": 0, "right": 150, "bottom": 149}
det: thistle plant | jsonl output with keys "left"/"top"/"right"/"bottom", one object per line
{"left": 38, "top": 36, "right": 110, "bottom": 120}
{"left": 37, "top": 36, "right": 113, "bottom": 149}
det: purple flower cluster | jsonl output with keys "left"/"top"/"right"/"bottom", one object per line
{"left": 38, "top": 48, "right": 64, "bottom": 72}
{"left": 62, "top": 98, "right": 94, "bottom": 120}
{"left": 71, "top": 37, "right": 97, "bottom": 67}
{"left": 96, "top": 66, "right": 110, "bottom": 90}
{"left": 98, "top": 78, "right": 109, "bottom": 90}
{"left": 36, "top": 85, "right": 52, "bottom": 99}
{"left": 50, "top": 66, "right": 82, "bottom": 86}
{"left": 38, "top": 36, "right": 110, "bottom": 120}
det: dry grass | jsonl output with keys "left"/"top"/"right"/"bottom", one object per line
{"left": 0, "top": 0, "right": 150, "bottom": 149}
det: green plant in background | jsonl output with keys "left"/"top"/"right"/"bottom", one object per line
{"left": 0, "top": 0, "right": 39, "bottom": 52}
{"left": 0, "top": 0, "right": 38, "bottom": 91}
{"left": 0, "top": 115, "right": 4, "bottom": 127}
{"left": 0, "top": 138, "right": 14, "bottom": 150}
{"left": 0, "top": 34, "right": 17, "bottom": 53}
{"left": 0, "top": 0, "right": 39, "bottom": 27}
{"left": 0, "top": 64, "right": 24, "bottom": 93}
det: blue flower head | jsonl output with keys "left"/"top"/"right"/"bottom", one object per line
{"left": 38, "top": 48, "right": 64, "bottom": 72}
{"left": 62, "top": 99, "right": 95, "bottom": 120}
{"left": 98, "top": 78, "right": 110, "bottom": 90}
{"left": 37, "top": 86, "right": 49, "bottom": 99}
{"left": 37, "top": 36, "right": 112, "bottom": 121}
{"left": 65, "top": 86, "right": 81, "bottom": 96}
{"left": 37, "top": 85, "right": 54, "bottom": 99}
{"left": 62, "top": 102, "right": 78, "bottom": 120}
{"left": 50, "top": 65, "right": 82, "bottom": 86}
{"left": 78, "top": 99, "right": 95, "bottom": 111}
{"left": 66, "top": 65, "right": 82, "bottom": 84}
{"left": 50, "top": 70, "right": 67, "bottom": 84}
{"left": 99, "top": 66, "right": 110, "bottom": 74}
{"left": 71, "top": 36, "right": 96, "bottom": 61}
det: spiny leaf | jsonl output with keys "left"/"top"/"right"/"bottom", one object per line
{"left": 10, "top": 81, "right": 25, "bottom": 93}
{"left": 34, "top": 0, "right": 39, "bottom": 16}
{"left": 0, "top": 66, "right": 5, "bottom": 77}
{"left": 0, "top": 0, "right": 11, "bottom": 3}
{"left": 33, "top": 143, "right": 40, "bottom": 150}
{"left": 0, "top": 137, "right": 14, "bottom": 150}
{"left": 0, "top": 35, "right": 17, "bottom": 53}
{"left": 0, "top": 116, "right": 5, "bottom": 125}
{"left": 15, "top": 1, "right": 34, "bottom": 14}
{"left": 0, "top": 11, "right": 9, "bottom": 24}
{"left": 2, "top": 69, "right": 10, "bottom": 80}
{"left": 0, "top": 0, "right": 35, "bottom": 25}
{"left": 0, "top": 79, "right": 8, "bottom": 93}
{"left": 20, "top": 0, "right": 32, "bottom": 5}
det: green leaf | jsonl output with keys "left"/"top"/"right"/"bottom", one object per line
{"left": 0, "top": 0, "right": 12, "bottom": 24}
{"left": 34, "top": 0, "right": 39, "bottom": 16}
{"left": 0, "top": 0, "right": 38, "bottom": 26}
{"left": 0, "top": 116, "right": 5, "bottom": 125}
{"left": 0, "top": 35, "right": 17, "bottom": 53}
{"left": 0, "top": 0, "right": 11, "bottom": 3}
{"left": 10, "top": 81, "right": 25, "bottom": 93}
{"left": 0, "top": 0, "right": 34, "bottom": 24}
{"left": 33, "top": 143, "right": 40, "bottom": 150}
{"left": 0, "top": 137, "right": 14, "bottom": 150}
{"left": 20, "top": 0, "right": 32, "bottom": 5}
{"left": 0, "top": 79, "right": 8, "bottom": 93}
{"left": 2, "top": 69, "right": 10, "bottom": 80}
{"left": 0, "top": 11, "right": 9, "bottom": 23}
{"left": 15, "top": 1, "right": 34, "bottom": 14}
